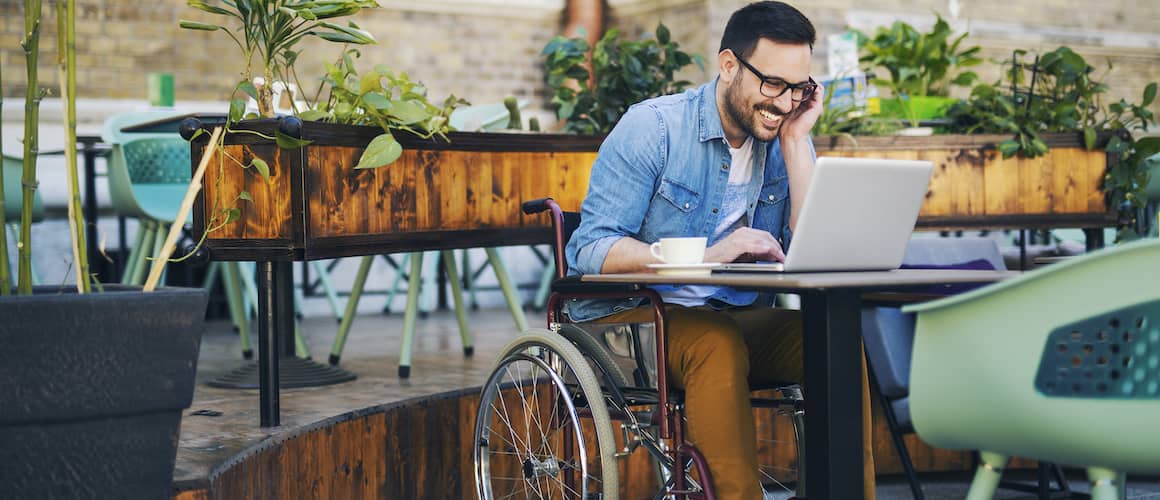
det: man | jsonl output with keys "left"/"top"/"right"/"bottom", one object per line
{"left": 565, "top": 2, "right": 876, "bottom": 498}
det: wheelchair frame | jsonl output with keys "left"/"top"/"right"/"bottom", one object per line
{"left": 473, "top": 198, "right": 805, "bottom": 500}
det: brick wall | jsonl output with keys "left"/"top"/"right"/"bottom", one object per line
{"left": 1, "top": 0, "right": 1157, "bottom": 126}
{"left": 609, "top": 0, "right": 1160, "bottom": 119}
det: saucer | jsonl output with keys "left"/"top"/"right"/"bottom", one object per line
{"left": 646, "top": 262, "right": 722, "bottom": 276}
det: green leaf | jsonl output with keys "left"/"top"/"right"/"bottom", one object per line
{"left": 275, "top": 131, "right": 313, "bottom": 149}
{"left": 361, "top": 92, "right": 392, "bottom": 110}
{"left": 238, "top": 191, "right": 253, "bottom": 202}
{"left": 228, "top": 98, "right": 246, "bottom": 122}
{"left": 178, "top": 20, "right": 220, "bottom": 31}
{"left": 247, "top": 158, "right": 271, "bottom": 182}
{"left": 297, "top": 109, "right": 330, "bottom": 121}
{"left": 359, "top": 71, "right": 382, "bottom": 94}
{"left": 997, "top": 140, "right": 1020, "bottom": 157}
{"left": 238, "top": 80, "right": 258, "bottom": 100}
{"left": 223, "top": 208, "right": 241, "bottom": 224}
{"left": 319, "top": 21, "right": 377, "bottom": 45}
{"left": 390, "top": 99, "right": 431, "bottom": 125}
{"left": 186, "top": 0, "right": 236, "bottom": 17}
{"left": 1083, "top": 127, "right": 1097, "bottom": 150}
{"left": 1143, "top": 82, "right": 1157, "bottom": 107}
{"left": 656, "top": 23, "right": 670, "bottom": 45}
{"left": 354, "top": 133, "right": 403, "bottom": 169}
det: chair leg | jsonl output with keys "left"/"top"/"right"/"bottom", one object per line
{"left": 785, "top": 384, "right": 807, "bottom": 499}
{"left": 119, "top": 220, "right": 148, "bottom": 285}
{"left": 310, "top": 260, "right": 344, "bottom": 323}
{"left": 484, "top": 247, "right": 528, "bottom": 332}
{"left": 292, "top": 316, "right": 309, "bottom": 359}
{"left": 222, "top": 262, "right": 252, "bottom": 359}
{"left": 329, "top": 255, "right": 373, "bottom": 365}
{"left": 127, "top": 221, "right": 157, "bottom": 285}
{"left": 966, "top": 451, "right": 1008, "bottom": 500}
{"left": 880, "top": 394, "right": 925, "bottom": 500}
{"left": 1086, "top": 467, "right": 1123, "bottom": 500}
{"left": 201, "top": 261, "right": 221, "bottom": 293}
{"left": 147, "top": 224, "right": 168, "bottom": 284}
{"left": 462, "top": 249, "right": 479, "bottom": 310}
{"left": 381, "top": 253, "right": 409, "bottom": 315}
{"left": 398, "top": 252, "right": 424, "bottom": 378}
{"left": 417, "top": 250, "right": 438, "bottom": 317}
{"left": 440, "top": 250, "right": 474, "bottom": 357}
{"left": 532, "top": 259, "right": 555, "bottom": 311}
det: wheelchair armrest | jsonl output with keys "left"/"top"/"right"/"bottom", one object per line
{"left": 521, "top": 197, "right": 553, "bottom": 215}
{"left": 551, "top": 275, "right": 644, "bottom": 294}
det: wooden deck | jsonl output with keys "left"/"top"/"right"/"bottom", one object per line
{"left": 172, "top": 295, "right": 1160, "bottom": 499}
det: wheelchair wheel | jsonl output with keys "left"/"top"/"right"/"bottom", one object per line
{"left": 555, "top": 324, "right": 630, "bottom": 388}
{"left": 474, "top": 328, "right": 619, "bottom": 500}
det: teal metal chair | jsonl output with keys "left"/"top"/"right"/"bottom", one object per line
{"left": 108, "top": 135, "right": 192, "bottom": 285}
{"left": 3, "top": 154, "right": 46, "bottom": 286}
{"left": 904, "top": 238, "right": 1160, "bottom": 500}
{"left": 327, "top": 248, "right": 529, "bottom": 377}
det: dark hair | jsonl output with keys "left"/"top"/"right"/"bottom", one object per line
{"left": 719, "top": 1, "right": 816, "bottom": 58}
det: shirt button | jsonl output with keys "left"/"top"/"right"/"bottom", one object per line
{"left": 684, "top": 202, "right": 690, "bottom": 209}
{"left": 722, "top": 164, "right": 729, "bottom": 171}
{"left": 768, "top": 194, "right": 776, "bottom": 201}
{"left": 711, "top": 208, "right": 719, "bottom": 214}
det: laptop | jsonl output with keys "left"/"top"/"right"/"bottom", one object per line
{"left": 716, "top": 156, "right": 933, "bottom": 273}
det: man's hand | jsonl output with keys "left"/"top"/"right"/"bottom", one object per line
{"left": 779, "top": 79, "right": 824, "bottom": 141}
{"left": 705, "top": 227, "right": 786, "bottom": 263}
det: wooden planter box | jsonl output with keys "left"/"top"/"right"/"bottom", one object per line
{"left": 188, "top": 121, "right": 1114, "bottom": 261}
{"left": 187, "top": 119, "right": 600, "bottom": 261}
{"left": 814, "top": 132, "right": 1117, "bottom": 231}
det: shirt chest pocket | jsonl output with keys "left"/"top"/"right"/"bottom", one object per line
{"left": 657, "top": 177, "right": 701, "bottom": 213}
{"left": 753, "top": 177, "right": 789, "bottom": 230}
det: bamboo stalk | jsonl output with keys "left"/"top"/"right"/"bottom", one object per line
{"left": 57, "top": 0, "right": 88, "bottom": 293}
{"left": 143, "top": 127, "right": 224, "bottom": 292}
{"left": 18, "top": 0, "right": 44, "bottom": 295}
{"left": 0, "top": 24, "right": 9, "bottom": 295}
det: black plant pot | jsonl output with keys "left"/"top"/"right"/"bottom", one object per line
{"left": 0, "top": 285, "right": 208, "bottom": 499}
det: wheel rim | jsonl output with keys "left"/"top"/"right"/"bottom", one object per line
{"left": 475, "top": 351, "right": 599, "bottom": 499}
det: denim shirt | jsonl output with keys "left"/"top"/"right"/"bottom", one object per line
{"left": 565, "top": 79, "right": 814, "bottom": 322}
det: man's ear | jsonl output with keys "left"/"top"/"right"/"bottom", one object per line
{"left": 718, "top": 49, "right": 739, "bottom": 84}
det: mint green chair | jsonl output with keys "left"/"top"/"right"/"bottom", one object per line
{"left": 108, "top": 136, "right": 192, "bottom": 285}
{"left": 904, "top": 239, "right": 1160, "bottom": 500}
{"left": 3, "top": 154, "right": 45, "bottom": 286}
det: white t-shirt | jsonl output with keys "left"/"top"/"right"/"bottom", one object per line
{"left": 664, "top": 136, "right": 754, "bottom": 307}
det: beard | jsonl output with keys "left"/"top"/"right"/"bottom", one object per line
{"left": 724, "top": 76, "right": 790, "bottom": 143}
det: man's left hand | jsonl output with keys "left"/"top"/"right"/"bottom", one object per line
{"left": 779, "top": 79, "right": 824, "bottom": 141}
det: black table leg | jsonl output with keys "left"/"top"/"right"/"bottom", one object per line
{"left": 209, "top": 260, "right": 357, "bottom": 427}
{"left": 256, "top": 261, "right": 285, "bottom": 427}
{"left": 81, "top": 141, "right": 101, "bottom": 280}
{"left": 801, "top": 289, "right": 864, "bottom": 499}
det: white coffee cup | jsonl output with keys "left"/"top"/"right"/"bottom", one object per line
{"left": 649, "top": 237, "right": 707, "bottom": 265}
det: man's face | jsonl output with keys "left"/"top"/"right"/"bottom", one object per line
{"left": 720, "top": 39, "right": 812, "bottom": 144}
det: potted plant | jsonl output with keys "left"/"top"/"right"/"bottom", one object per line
{"left": 855, "top": 15, "right": 982, "bottom": 130}
{"left": 543, "top": 22, "right": 704, "bottom": 135}
{"left": 944, "top": 46, "right": 1160, "bottom": 238}
{"left": 175, "top": 0, "right": 615, "bottom": 262}
{"left": 0, "top": 1, "right": 208, "bottom": 498}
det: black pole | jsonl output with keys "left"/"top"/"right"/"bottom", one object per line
{"left": 257, "top": 261, "right": 282, "bottom": 427}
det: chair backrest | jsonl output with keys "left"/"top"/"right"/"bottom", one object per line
{"left": 101, "top": 110, "right": 187, "bottom": 144}
{"left": 120, "top": 136, "right": 191, "bottom": 184}
{"left": 862, "top": 237, "right": 1004, "bottom": 402}
{"left": 2, "top": 154, "right": 45, "bottom": 222}
{"left": 906, "top": 238, "right": 1160, "bottom": 472}
{"left": 558, "top": 211, "right": 581, "bottom": 276}
{"left": 106, "top": 136, "right": 190, "bottom": 221}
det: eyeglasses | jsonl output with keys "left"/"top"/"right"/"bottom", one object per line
{"left": 733, "top": 52, "right": 817, "bottom": 102}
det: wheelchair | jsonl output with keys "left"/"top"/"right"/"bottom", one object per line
{"left": 473, "top": 198, "right": 807, "bottom": 500}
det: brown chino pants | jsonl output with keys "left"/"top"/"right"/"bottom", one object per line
{"left": 601, "top": 305, "right": 876, "bottom": 500}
